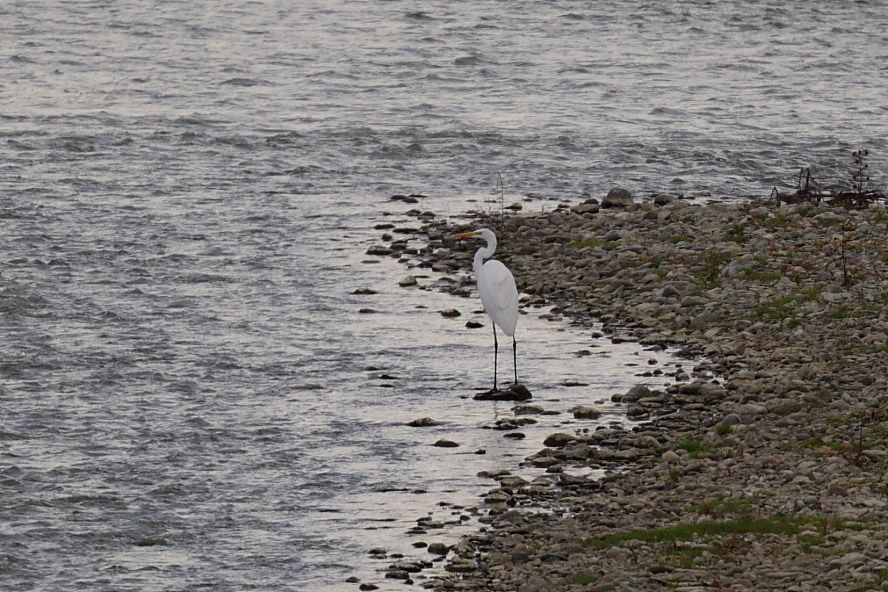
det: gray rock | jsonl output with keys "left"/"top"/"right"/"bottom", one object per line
{"left": 602, "top": 187, "right": 634, "bottom": 208}
{"left": 543, "top": 432, "right": 577, "bottom": 448}
{"left": 407, "top": 417, "right": 441, "bottom": 427}
{"left": 513, "top": 404, "right": 545, "bottom": 415}
{"left": 399, "top": 275, "right": 418, "bottom": 287}
{"left": 389, "top": 562, "right": 423, "bottom": 573}
{"left": 433, "top": 439, "right": 459, "bottom": 448}
{"left": 719, "top": 413, "right": 742, "bottom": 426}
{"left": 662, "top": 284, "right": 682, "bottom": 299}
{"left": 572, "top": 203, "right": 599, "bottom": 215}
{"left": 622, "top": 384, "right": 652, "bottom": 402}
{"left": 366, "top": 245, "right": 392, "bottom": 256}
{"left": 571, "top": 406, "right": 602, "bottom": 419}
{"left": 428, "top": 542, "right": 451, "bottom": 555}
{"left": 445, "top": 558, "right": 478, "bottom": 573}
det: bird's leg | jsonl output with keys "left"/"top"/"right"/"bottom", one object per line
{"left": 493, "top": 324, "right": 498, "bottom": 391}
{"left": 512, "top": 335, "right": 517, "bottom": 386}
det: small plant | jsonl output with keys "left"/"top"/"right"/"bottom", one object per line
{"left": 690, "top": 494, "right": 752, "bottom": 518}
{"left": 725, "top": 222, "right": 749, "bottom": 244}
{"left": 669, "top": 233, "right": 687, "bottom": 244}
{"left": 741, "top": 255, "right": 781, "bottom": 283}
{"left": 773, "top": 149, "right": 885, "bottom": 207}
{"left": 752, "top": 287, "right": 821, "bottom": 328}
{"left": 831, "top": 304, "right": 851, "bottom": 319}
{"left": 568, "top": 238, "right": 604, "bottom": 249}
{"left": 715, "top": 423, "right": 733, "bottom": 437}
{"left": 568, "top": 573, "right": 595, "bottom": 586}
{"left": 762, "top": 212, "right": 791, "bottom": 231}
{"left": 837, "top": 220, "right": 855, "bottom": 287}
{"left": 851, "top": 148, "right": 870, "bottom": 195}
{"left": 679, "top": 438, "right": 712, "bottom": 458}
{"left": 696, "top": 251, "right": 732, "bottom": 288}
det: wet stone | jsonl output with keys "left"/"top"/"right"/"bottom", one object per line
{"left": 473, "top": 383, "right": 532, "bottom": 401}
{"left": 428, "top": 542, "right": 451, "bottom": 555}
{"left": 571, "top": 406, "right": 602, "bottom": 419}
{"left": 407, "top": 417, "right": 441, "bottom": 427}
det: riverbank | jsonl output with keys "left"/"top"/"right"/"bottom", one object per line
{"left": 388, "top": 195, "right": 888, "bottom": 591}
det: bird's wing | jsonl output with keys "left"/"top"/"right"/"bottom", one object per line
{"left": 478, "top": 260, "right": 519, "bottom": 335}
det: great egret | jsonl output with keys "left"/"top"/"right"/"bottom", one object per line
{"left": 453, "top": 228, "right": 519, "bottom": 391}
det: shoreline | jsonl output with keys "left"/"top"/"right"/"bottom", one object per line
{"left": 386, "top": 195, "right": 888, "bottom": 591}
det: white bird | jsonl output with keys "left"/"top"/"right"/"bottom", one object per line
{"left": 453, "top": 228, "right": 519, "bottom": 391}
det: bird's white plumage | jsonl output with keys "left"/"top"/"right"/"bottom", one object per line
{"left": 477, "top": 259, "right": 518, "bottom": 336}
{"left": 456, "top": 227, "right": 520, "bottom": 389}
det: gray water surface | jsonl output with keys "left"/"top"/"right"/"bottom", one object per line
{"left": 1, "top": 1, "right": 886, "bottom": 590}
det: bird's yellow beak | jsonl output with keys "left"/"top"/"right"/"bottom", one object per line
{"left": 452, "top": 230, "right": 475, "bottom": 239}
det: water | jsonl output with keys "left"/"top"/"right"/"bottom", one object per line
{"left": 1, "top": 1, "right": 885, "bottom": 590}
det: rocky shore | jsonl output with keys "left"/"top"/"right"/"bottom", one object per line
{"left": 377, "top": 194, "right": 888, "bottom": 591}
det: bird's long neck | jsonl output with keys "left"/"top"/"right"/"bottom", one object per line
{"left": 473, "top": 234, "right": 496, "bottom": 277}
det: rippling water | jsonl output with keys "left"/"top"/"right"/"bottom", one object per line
{"left": 1, "top": 1, "right": 886, "bottom": 590}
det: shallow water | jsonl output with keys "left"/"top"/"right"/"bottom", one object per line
{"left": 1, "top": 1, "right": 886, "bottom": 590}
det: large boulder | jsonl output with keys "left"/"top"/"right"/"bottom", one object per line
{"left": 602, "top": 187, "right": 634, "bottom": 208}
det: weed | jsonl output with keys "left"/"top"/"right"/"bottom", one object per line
{"left": 831, "top": 304, "right": 851, "bottom": 319}
{"left": 762, "top": 212, "right": 791, "bottom": 231}
{"left": 751, "top": 287, "right": 821, "bottom": 328}
{"left": 690, "top": 494, "right": 752, "bottom": 518}
{"left": 696, "top": 251, "right": 732, "bottom": 288}
{"left": 567, "top": 573, "right": 595, "bottom": 586}
{"left": 715, "top": 423, "right": 733, "bottom": 437}
{"left": 741, "top": 256, "right": 781, "bottom": 282}
{"left": 679, "top": 438, "right": 712, "bottom": 458}
{"left": 583, "top": 515, "right": 839, "bottom": 549}
{"left": 569, "top": 238, "right": 603, "bottom": 249}
{"left": 725, "top": 222, "right": 749, "bottom": 244}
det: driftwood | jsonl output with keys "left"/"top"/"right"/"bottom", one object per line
{"left": 772, "top": 166, "right": 885, "bottom": 210}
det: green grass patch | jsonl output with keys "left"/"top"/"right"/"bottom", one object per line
{"left": 568, "top": 238, "right": 604, "bottom": 249}
{"left": 690, "top": 494, "right": 752, "bottom": 518}
{"left": 669, "top": 233, "right": 687, "bottom": 244}
{"left": 751, "top": 287, "right": 821, "bottom": 327}
{"left": 740, "top": 255, "right": 781, "bottom": 283}
{"left": 584, "top": 514, "right": 839, "bottom": 550}
{"left": 567, "top": 572, "right": 595, "bottom": 586}
{"left": 725, "top": 222, "right": 749, "bottom": 244}
{"left": 678, "top": 438, "right": 712, "bottom": 458}
{"left": 715, "top": 423, "right": 733, "bottom": 437}
{"left": 831, "top": 304, "right": 851, "bottom": 319}
{"left": 742, "top": 269, "right": 781, "bottom": 282}
{"left": 696, "top": 251, "right": 732, "bottom": 288}
{"left": 761, "top": 212, "right": 792, "bottom": 230}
